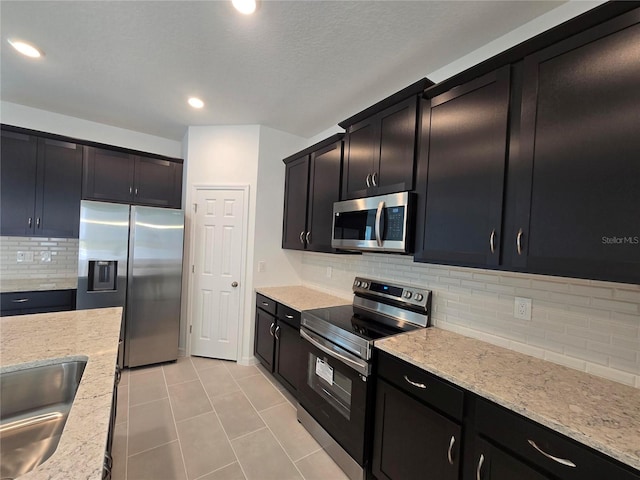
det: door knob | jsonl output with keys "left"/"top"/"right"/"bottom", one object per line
{"left": 231, "top": 281, "right": 238, "bottom": 288}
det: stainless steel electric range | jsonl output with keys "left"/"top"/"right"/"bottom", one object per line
{"left": 297, "top": 277, "right": 432, "bottom": 480}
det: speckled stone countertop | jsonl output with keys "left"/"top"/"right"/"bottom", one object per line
{"left": 375, "top": 328, "right": 640, "bottom": 471}
{"left": 1, "top": 307, "right": 122, "bottom": 479}
{"left": 256, "top": 285, "right": 350, "bottom": 311}
{"left": 1, "top": 276, "right": 78, "bottom": 293}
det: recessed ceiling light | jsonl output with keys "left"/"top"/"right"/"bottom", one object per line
{"left": 8, "top": 39, "right": 43, "bottom": 58}
{"left": 188, "top": 97, "right": 204, "bottom": 109}
{"left": 232, "top": 0, "right": 257, "bottom": 15}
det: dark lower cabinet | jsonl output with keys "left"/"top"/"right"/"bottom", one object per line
{"left": 1, "top": 129, "right": 82, "bottom": 238}
{"left": 372, "top": 378, "right": 462, "bottom": 480}
{"left": 0, "top": 289, "right": 76, "bottom": 317}
{"left": 473, "top": 439, "right": 551, "bottom": 480}
{"left": 373, "top": 351, "right": 463, "bottom": 480}
{"left": 254, "top": 294, "right": 303, "bottom": 397}
{"left": 505, "top": 9, "right": 640, "bottom": 283}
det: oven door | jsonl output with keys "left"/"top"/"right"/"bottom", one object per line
{"left": 298, "top": 328, "right": 373, "bottom": 466}
{"left": 332, "top": 191, "right": 414, "bottom": 253}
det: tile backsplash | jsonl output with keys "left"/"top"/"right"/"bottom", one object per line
{"left": 0, "top": 236, "right": 79, "bottom": 291}
{"left": 299, "top": 252, "right": 640, "bottom": 388}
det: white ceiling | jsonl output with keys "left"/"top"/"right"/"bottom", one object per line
{"left": 1, "top": 1, "right": 566, "bottom": 141}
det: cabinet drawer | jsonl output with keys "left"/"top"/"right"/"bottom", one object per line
{"left": 476, "top": 398, "right": 640, "bottom": 480}
{"left": 276, "top": 303, "right": 300, "bottom": 328}
{"left": 376, "top": 351, "right": 464, "bottom": 421}
{"left": 1, "top": 289, "right": 76, "bottom": 316}
{"left": 256, "top": 293, "right": 276, "bottom": 315}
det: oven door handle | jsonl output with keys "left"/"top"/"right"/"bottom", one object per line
{"left": 374, "top": 200, "right": 384, "bottom": 247}
{"left": 300, "top": 329, "right": 370, "bottom": 377}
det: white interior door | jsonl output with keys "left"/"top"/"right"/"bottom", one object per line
{"left": 190, "top": 187, "right": 245, "bottom": 360}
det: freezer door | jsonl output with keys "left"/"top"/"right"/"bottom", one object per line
{"left": 77, "top": 201, "right": 130, "bottom": 310}
{"left": 125, "top": 206, "right": 184, "bottom": 367}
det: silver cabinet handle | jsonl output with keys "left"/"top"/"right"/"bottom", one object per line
{"left": 517, "top": 228, "right": 524, "bottom": 255}
{"left": 447, "top": 435, "right": 455, "bottom": 465}
{"left": 12, "top": 298, "right": 29, "bottom": 303}
{"left": 261, "top": 302, "right": 269, "bottom": 307}
{"left": 285, "top": 314, "right": 294, "bottom": 319}
{"left": 36, "top": 217, "right": 41, "bottom": 228}
{"left": 403, "top": 375, "right": 426, "bottom": 389}
{"left": 374, "top": 201, "right": 384, "bottom": 247}
{"left": 28, "top": 217, "right": 32, "bottom": 227}
{"left": 129, "top": 186, "right": 133, "bottom": 195}
{"left": 365, "top": 173, "right": 372, "bottom": 187}
{"left": 305, "top": 231, "right": 311, "bottom": 244}
{"left": 490, "top": 229, "right": 496, "bottom": 253}
{"left": 372, "top": 171, "right": 378, "bottom": 187}
{"left": 476, "top": 454, "right": 485, "bottom": 480}
{"left": 299, "top": 231, "right": 305, "bottom": 245}
{"left": 269, "top": 322, "right": 275, "bottom": 337}
{"left": 527, "top": 440, "right": 576, "bottom": 468}
{"left": 274, "top": 325, "right": 281, "bottom": 340}
{"left": 135, "top": 188, "right": 139, "bottom": 196}
{"left": 231, "top": 281, "right": 238, "bottom": 288}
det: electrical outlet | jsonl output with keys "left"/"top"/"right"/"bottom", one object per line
{"left": 41, "top": 251, "right": 52, "bottom": 263}
{"left": 16, "top": 251, "right": 25, "bottom": 262}
{"left": 258, "top": 261, "right": 266, "bottom": 272}
{"left": 326, "top": 266, "right": 332, "bottom": 278}
{"left": 514, "top": 297, "right": 532, "bottom": 320}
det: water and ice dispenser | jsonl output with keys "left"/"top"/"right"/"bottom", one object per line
{"left": 87, "top": 260, "right": 117, "bottom": 291}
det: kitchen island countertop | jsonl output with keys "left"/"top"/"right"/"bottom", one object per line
{"left": 256, "top": 285, "right": 350, "bottom": 311}
{"left": 0, "top": 307, "right": 122, "bottom": 480}
{"left": 375, "top": 327, "right": 640, "bottom": 471}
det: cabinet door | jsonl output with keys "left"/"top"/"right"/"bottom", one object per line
{"left": 83, "top": 147, "right": 135, "bottom": 203}
{"left": 35, "top": 138, "right": 83, "bottom": 238}
{"left": 254, "top": 308, "right": 275, "bottom": 371}
{"left": 372, "top": 379, "right": 462, "bottom": 480}
{"left": 273, "top": 319, "right": 302, "bottom": 395}
{"left": 134, "top": 156, "right": 182, "bottom": 208}
{"left": 306, "top": 140, "right": 342, "bottom": 252}
{"left": 376, "top": 96, "right": 419, "bottom": 195}
{"left": 416, "top": 67, "right": 510, "bottom": 267}
{"left": 282, "top": 155, "right": 309, "bottom": 250}
{"left": 342, "top": 117, "right": 377, "bottom": 199}
{"left": 474, "top": 439, "right": 551, "bottom": 480}
{"left": 512, "top": 12, "right": 640, "bottom": 283}
{"left": 0, "top": 130, "right": 38, "bottom": 235}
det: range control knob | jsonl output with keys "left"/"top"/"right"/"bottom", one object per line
{"left": 415, "top": 293, "right": 424, "bottom": 302}
{"left": 354, "top": 280, "right": 361, "bottom": 287}
{"left": 362, "top": 282, "right": 369, "bottom": 289}
{"left": 403, "top": 291, "right": 412, "bottom": 299}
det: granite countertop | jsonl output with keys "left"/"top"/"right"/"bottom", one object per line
{"left": 375, "top": 328, "right": 640, "bottom": 471}
{"left": 0, "top": 307, "right": 123, "bottom": 480}
{"left": 256, "top": 285, "right": 350, "bottom": 311}
{"left": 1, "top": 277, "right": 78, "bottom": 293}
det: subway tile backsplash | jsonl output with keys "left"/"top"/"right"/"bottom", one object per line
{"left": 0, "top": 236, "right": 79, "bottom": 291}
{"left": 299, "top": 252, "right": 640, "bottom": 388}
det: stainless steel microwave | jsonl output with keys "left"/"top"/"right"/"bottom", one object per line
{"left": 332, "top": 192, "right": 415, "bottom": 253}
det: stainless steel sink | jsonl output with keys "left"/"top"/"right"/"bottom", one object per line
{"left": 0, "top": 360, "right": 87, "bottom": 480}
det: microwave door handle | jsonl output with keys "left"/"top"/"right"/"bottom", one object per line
{"left": 375, "top": 201, "right": 384, "bottom": 247}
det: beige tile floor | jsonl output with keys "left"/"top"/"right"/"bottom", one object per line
{"left": 112, "top": 356, "right": 349, "bottom": 480}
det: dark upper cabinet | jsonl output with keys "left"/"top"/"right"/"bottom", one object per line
{"left": 282, "top": 134, "right": 343, "bottom": 252}
{"left": 282, "top": 155, "right": 309, "bottom": 250}
{"left": 506, "top": 10, "right": 640, "bottom": 284}
{"left": 1, "top": 130, "right": 82, "bottom": 238}
{"left": 415, "top": 67, "right": 511, "bottom": 268}
{"left": 83, "top": 147, "right": 183, "bottom": 208}
{"left": 342, "top": 96, "right": 420, "bottom": 199}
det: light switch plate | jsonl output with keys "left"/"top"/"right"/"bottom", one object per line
{"left": 258, "top": 261, "right": 266, "bottom": 272}
{"left": 326, "top": 266, "right": 332, "bottom": 278}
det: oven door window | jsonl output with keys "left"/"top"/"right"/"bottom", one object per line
{"left": 307, "top": 353, "right": 353, "bottom": 420}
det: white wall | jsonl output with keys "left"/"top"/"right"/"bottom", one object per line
{"left": 0, "top": 101, "right": 182, "bottom": 158}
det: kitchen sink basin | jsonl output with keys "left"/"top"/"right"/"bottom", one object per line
{"left": 0, "top": 359, "right": 87, "bottom": 480}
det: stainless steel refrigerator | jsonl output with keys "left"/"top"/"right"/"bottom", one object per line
{"left": 77, "top": 200, "right": 184, "bottom": 368}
